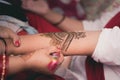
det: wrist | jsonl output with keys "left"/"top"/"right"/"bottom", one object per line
{"left": 42, "top": 9, "right": 53, "bottom": 18}
{"left": 43, "top": 10, "right": 65, "bottom": 25}
{"left": 8, "top": 56, "right": 26, "bottom": 74}
{"left": 53, "top": 15, "right": 66, "bottom": 26}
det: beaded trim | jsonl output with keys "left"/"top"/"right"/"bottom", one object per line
{"left": 1, "top": 54, "right": 6, "bottom": 80}
{"left": 0, "top": 38, "right": 7, "bottom": 80}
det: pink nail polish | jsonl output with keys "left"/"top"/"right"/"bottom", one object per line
{"left": 52, "top": 52, "right": 60, "bottom": 58}
{"left": 15, "top": 40, "right": 20, "bottom": 47}
{"left": 47, "top": 60, "right": 58, "bottom": 72}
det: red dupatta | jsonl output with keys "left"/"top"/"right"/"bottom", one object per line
{"left": 26, "top": 11, "right": 120, "bottom": 80}
{"left": 7, "top": 11, "right": 120, "bottom": 80}
{"left": 86, "top": 11, "right": 120, "bottom": 80}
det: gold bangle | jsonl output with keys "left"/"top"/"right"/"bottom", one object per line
{"left": 53, "top": 15, "right": 66, "bottom": 26}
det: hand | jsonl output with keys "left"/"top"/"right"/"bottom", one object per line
{"left": 21, "top": 47, "right": 64, "bottom": 74}
{"left": 0, "top": 26, "right": 20, "bottom": 47}
{"left": 21, "top": 0, "right": 50, "bottom": 15}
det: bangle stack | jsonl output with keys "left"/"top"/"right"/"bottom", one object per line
{"left": 53, "top": 15, "right": 66, "bottom": 26}
{"left": 0, "top": 38, "right": 7, "bottom": 80}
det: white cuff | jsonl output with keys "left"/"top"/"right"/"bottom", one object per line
{"left": 92, "top": 26, "right": 120, "bottom": 65}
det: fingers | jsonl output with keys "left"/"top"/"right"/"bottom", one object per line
{"left": 46, "top": 46, "right": 64, "bottom": 73}
{"left": 47, "top": 58, "right": 58, "bottom": 73}
{"left": 49, "top": 52, "right": 64, "bottom": 72}
{"left": 37, "top": 48, "right": 62, "bottom": 73}
{"left": 0, "top": 27, "right": 20, "bottom": 47}
{"left": 8, "top": 31, "right": 20, "bottom": 47}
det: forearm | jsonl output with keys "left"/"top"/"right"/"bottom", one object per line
{"left": 22, "top": 0, "right": 83, "bottom": 31}
{"left": 59, "top": 31, "right": 101, "bottom": 56}
{"left": 6, "top": 31, "right": 101, "bottom": 56}
{"left": 42, "top": 10, "right": 84, "bottom": 31}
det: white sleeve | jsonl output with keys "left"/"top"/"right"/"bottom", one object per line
{"left": 92, "top": 26, "right": 120, "bottom": 65}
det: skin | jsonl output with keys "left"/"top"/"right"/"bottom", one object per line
{"left": 21, "top": 0, "right": 84, "bottom": 32}
{"left": 20, "top": 0, "right": 97, "bottom": 69}
{"left": 6, "top": 31, "right": 100, "bottom": 56}
{"left": 0, "top": 26, "right": 20, "bottom": 47}
{"left": 0, "top": 27, "right": 62, "bottom": 75}
{"left": 8, "top": 48, "right": 63, "bottom": 75}
{"left": 0, "top": 0, "right": 86, "bottom": 76}
{"left": 0, "top": 0, "right": 101, "bottom": 75}
{"left": 5, "top": 31, "right": 100, "bottom": 73}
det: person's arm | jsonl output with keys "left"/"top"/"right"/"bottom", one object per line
{"left": 6, "top": 31, "right": 101, "bottom": 56}
{"left": 6, "top": 34, "right": 52, "bottom": 55}
{"left": 21, "top": 0, "right": 84, "bottom": 32}
{"left": 0, "top": 36, "right": 62, "bottom": 75}
{"left": 8, "top": 56, "right": 26, "bottom": 74}
{"left": 9, "top": 48, "right": 63, "bottom": 75}
{"left": 43, "top": 10, "right": 84, "bottom": 31}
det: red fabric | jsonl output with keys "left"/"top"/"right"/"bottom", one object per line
{"left": 26, "top": 12, "right": 64, "bottom": 80}
{"left": 7, "top": 11, "right": 120, "bottom": 80}
{"left": 26, "top": 13, "right": 64, "bottom": 80}
{"left": 26, "top": 13, "right": 61, "bottom": 33}
{"left": 6, "top": 12, "right": 64, "bottom": 80}
{"left": 17, "top": 29, "right": 28, "bottom": 35}
{"left": 85, "top": 56, "right": 105, "bottom": 80}
{"left": 86, "top": 11, "right": 120, "bottom": 80}
{"left": 105, "top": 12, "right": 120, "bottom": 28}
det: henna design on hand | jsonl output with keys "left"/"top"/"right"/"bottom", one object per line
{"left": 39, "top": 32, "right": 86, "bottom": 52}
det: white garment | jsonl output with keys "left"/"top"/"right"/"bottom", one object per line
{"left": 56, "top": 27, "right": 120, "bottom": 80}
{"left": 55, "top": 6, "right": 120, "bottom": 80}
{"left": 93, "top": 27, "right": 120, "bottom": 80}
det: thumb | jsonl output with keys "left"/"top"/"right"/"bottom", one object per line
{"left": 9, "top": 32, "right": 21, "bottom": 47}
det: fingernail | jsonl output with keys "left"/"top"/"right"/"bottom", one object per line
{"left": 47, "top": 59, "right": 58, "bottom": 72}
{"left": 14, "top": 40, "right": 20, "bottom": 47}
{"left": 52, "top": 52, "right": 60, "bottom": 58}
